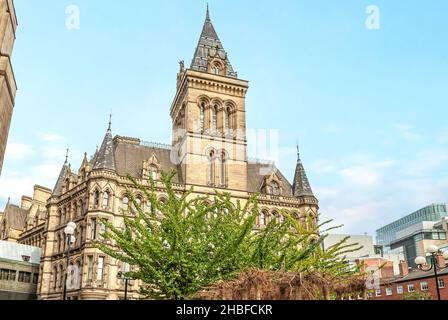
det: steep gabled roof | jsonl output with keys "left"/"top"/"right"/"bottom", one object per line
{"left": 292, "top": 147, "right": 314, "bottom": 197}
{"left": 190, "top": 5, "right": 237, "bottom": 78}
{"left": 53, "top": 158, "right": 70, "bottom": 196}
{"left": 93, "top": 124, "right": 116, "bottom": 172}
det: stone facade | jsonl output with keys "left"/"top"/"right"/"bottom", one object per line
{"left": 0, "top": 0, "right": 17, "bottom": 175}
{"left": 1, "top": 7, "right": 319, "bottom": 300}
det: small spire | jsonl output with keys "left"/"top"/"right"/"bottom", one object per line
{"left": 108, "top": 113, "right": 112, "bottom": 131}
{"left": 65, "top": 147, "right": 69, "bottom": 163}
{"left": 206, "top": 3, "right": 210, "bottom": 21}
{"left": 7, "top": 197, "right": 10, "bottom": 205}
{"left": 296, "top": 143, "right": 300, "bottom": 161}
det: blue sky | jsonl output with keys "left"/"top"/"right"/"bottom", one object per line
{"left": 1, "top": 0, "right": 448, "bottom": 237}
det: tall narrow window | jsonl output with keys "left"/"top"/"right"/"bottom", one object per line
{"left": 87, "top": 256, "right": 93, "bottom": 282}
{"left": 225, "top": 108, "right": 230, "bottom": 130}
{"left": 90, "top": 218, "right": 97, "bottom": 240}
{"left": 53, "top": 266, "right": 58, "bottom": 289}
{"left": 122, "top": 196, "right": 129, "bottom": 211}
{"left": 102, "top": 192, "right": 110, "bottom": 210}
{"left": 200, "top": 103, "right": 205, "bottom": 132}
{"left": 208, "top": 150, "right": 215, "bottom": 186}
{"left": 259, "top": 211, "right": 266, "bottom": 226}
{"left": 97, "top": 256, "right": 105, "bottom": 282}
{"left": 149, "top": 166, "right": 158, "bottom": 181}
{"left": 94, "top": 190, "right": 100, "bottom": 208}
{"left": 212, "top": 106, "right": 218, "bottom": 131}
{"left": 59, "top": 265, "right": 64, "bottom": 288}
{"left": 99, "top": 220, "right": 107, "bottom": 239}
{"left": 220, "top": 151, "right": 227, "bottom": 187}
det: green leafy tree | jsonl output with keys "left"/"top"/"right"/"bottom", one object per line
{"left": 96, "top": 171, "right": 362, "bottom": 300}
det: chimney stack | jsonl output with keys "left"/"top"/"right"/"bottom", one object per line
{"left": 399, "top": 260, "right": 409, "bottom": 277}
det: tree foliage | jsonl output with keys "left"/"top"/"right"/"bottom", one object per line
{"left": 96, "top": 171, "right": 363, "bottom": 300}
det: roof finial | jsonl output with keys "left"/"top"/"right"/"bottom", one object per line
{"left": 65, "top": 147, "right": 69, "bottom": 163}
{"left": 206, "top": 3, "right": 210, "bottom": 21}
{"left": 108, "top": 113, "right": 112, "bottom": 131}
{"left": 296, "top": 142, "right": 300, "bottom": 161}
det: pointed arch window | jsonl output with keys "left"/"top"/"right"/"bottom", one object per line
{"left": 208, "top": 150, "right": 216, "bottom": 186}
{"left": 94, "top": 190, "right": 100, "bottom": 208}
{"left": 199, "top": 102, "right": 205, "bottom": 132}
{"left": 212, "top": 106, "right": 218, "bottom": 131}
{"left": 149, "top": 165, "right": 158, "bottom": 181}
{"left": 122, "top": 196, "right": 129, "bottom": 211}
{"left": 102, "top": 191, "right": 110, "bottom": 210}
{"left": 220, "top": 151, "right": 227, "bottom": 187}
{"left": 225, "top": 108, "right": 231, "bottom": 131}
{"left": 259, "top": 210, "right": 269, "bottom": 226}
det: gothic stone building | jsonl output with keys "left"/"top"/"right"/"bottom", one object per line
{"left": 0, "top": 0, "right": 17, "bottom": 175}
{"left": 1, "top": 8, "right": 318, "bottom": 300}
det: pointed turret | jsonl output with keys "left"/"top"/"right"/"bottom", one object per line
{"left": 190, "top": 5, "right": 237, "bottom": 78}
{"left": 92, "top": 116, "right": 116, "bottom": 171}
{"left": 53, "top": 150, "right": 70, "bottom": 196}
{"left": 292, "top": 146, "right": 314, "bottom": 197}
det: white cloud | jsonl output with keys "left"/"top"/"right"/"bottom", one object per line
{"left": 340, "top": 160, "right": 394, "bottom": 188}
{"left": 5, "top": 143, "right": 34, "bottom": 160}
{"left": 392, "top": 123, "right": 425, "bottom": 142}
{"left": 40, "top": 133, "right": 65, "bottom": 142}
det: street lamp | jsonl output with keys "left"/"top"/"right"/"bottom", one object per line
{"left": 63, "top": 222, "right": 76, "bottom": 300}
{"left": 117, "top": 271, "right": 130, "bottom": 300}
{"left": 415, "top": 245, "right": 448, "bottom": 301}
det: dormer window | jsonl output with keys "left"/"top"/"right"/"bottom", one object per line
{"left": 267, "top": 181, "right": 280, "bottom": 196}
{"left": 212, "top": 65, "right": 220, "bottom": 75}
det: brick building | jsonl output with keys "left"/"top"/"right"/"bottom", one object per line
{"left": 369, "top": 257, "right": 448, "bottom": 300}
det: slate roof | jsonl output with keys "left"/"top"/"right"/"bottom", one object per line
{"left": 2, "top": 203, "right": 28, "bottom": 231}
{"left": 190, "top": 5, "right": 237, "bottom": 78}
{"left": 381, "top": 267, "right": 448, "bottom": 284}
{"left": 53, "top": 159, "right": 70, "bottom": 196}
{"left": 247, "top": 162, "right": 293, "bottom": 196}
{"left": 93, "top": 126, "right": 116, "bottom": 171}
{"left": 292, "top": 149, "right": 314, "bottom": 197}
{"left": 96, "top": 136, "right": 294, "bottom": 196}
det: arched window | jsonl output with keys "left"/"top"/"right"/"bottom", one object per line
{"left": 102, "top": 191, "right": 110, "bottom": 210}
{"left": 78, "top": 200, "right": 83, "bottom": 216}
{"left": 208, "top": 150, "right": 216, "bottom": 186}
{"left": 149, "top": 165, "right": 158, "bottom": 181}
{"left": 225, "top": 107, "right": 231, "bottom": 130}
{"left": 212, "top": 106, "right": 218, "bottom": 131}
{"left": 259, "top": 210, "right": 268, "bottom": 226}
{"left": 212, "top": 63, "right": 221, "bottom": 75}
{"left": 220, "top": 151, "right": 227, "bottom": 187}
{"left": 65, "top": 178, "right": 70, "bottom": 192}
{"left": 122, "top": 196, "right": 129, "bottom": 211}
{"left": 59, "top": 265, "right": 64, "bottom": 288}
{"left": 94, "top": 190, "right": 100, "bottom": 208}
{"left": 199, "top": 102, "right": 205, "bottom": 132}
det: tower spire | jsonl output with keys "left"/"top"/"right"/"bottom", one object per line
{"left": 292, "top": 146, "right": 314, "bottom": 198}
{"left": 65, "top": 147, "right": 69, "bottom": 163}
{"left": 190, "top": 5, "right": 237, "bottom": 77}
{"left": 206, "top": 3, "right": 210, "bottom": 21}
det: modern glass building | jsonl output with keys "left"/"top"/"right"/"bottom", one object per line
{"left": 376, "top": 204, "right": 448, "bottom": 246}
